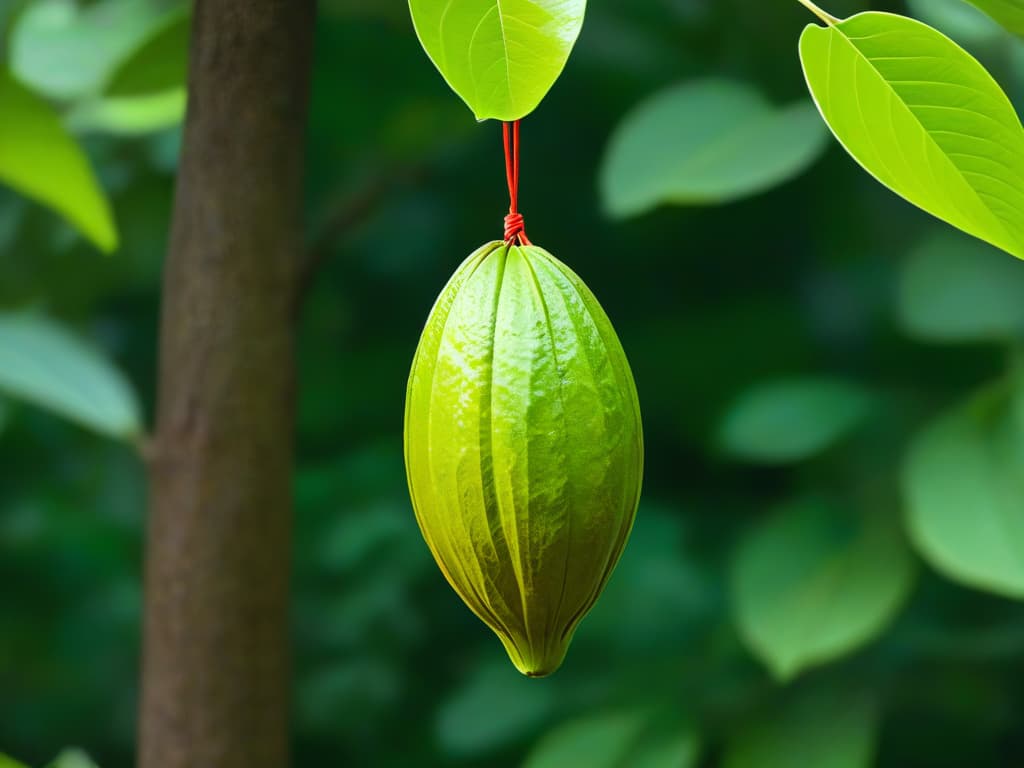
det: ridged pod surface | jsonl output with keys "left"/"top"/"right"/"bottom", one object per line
{"left": 404, "top": 241, "right": 643, "bottom": 677}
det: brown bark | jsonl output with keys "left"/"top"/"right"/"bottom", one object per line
{"left": 139, "top": 1, "right": 315, "bottom": 766}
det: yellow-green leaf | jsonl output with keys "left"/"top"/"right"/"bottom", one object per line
{"left": 408, "top": 0, "right": 586, "bottom": 121}
{"left": 67, "top": 89, "right": 187, "bottom": 137}
{"left": 800, "top": 12, "right": 1024, "bottom": 259}
{"left": 0, "top": 70, "right": 117, "bottom": 252}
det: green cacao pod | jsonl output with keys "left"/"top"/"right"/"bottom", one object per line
{"left": 404, "top": 240, "right": 643, "bottom": 677}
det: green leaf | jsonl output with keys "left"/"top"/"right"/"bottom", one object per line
{"left": 0, "top": 754, "right": 29, "bottom": 768}
{"left": 627, "top": 729, "right": 701, "bottom": 768}
{"left": 66, "top": 89, "right": 187, "bottom": 136}
{"left": 0, "top": 312, "right": 141, "bottom": 440}
{"left": 723, "top": 686, "right": 877, "bottom": 768}
{"left": 524, "top": 710, "right": 699, "bottom": 768}
{"left": 104, "top": 10, "right": 190, "bottom": 97}
{"left": 524, "top": 711, "right": 647, "bottom": 768}
{"left": 45, "top": 750, "right": 100, "bottom": 768}
{"left": 408, "top": 0, "right": 586, "bottom": 121}
{"left": 799, "top": 12, "right": 1024, "bottom": 259}
{"left": 600, "top": 79, "right": 829, "bottom": 218}
{"left": 965, "top": 0, "right": 1024, "bottom": 37}
{"left": 10, "top": 0, "right": 178, "bottom": 100}
{"left": 904, "top": 379, "right": 1024, "bottom": 598}
{"left": 718, "top": 378, "right": 871, "bottom": 464}
{"left": 436, "top": 660, "right": 556, "bottom": 756}
{"left": 0, "top": 70, "right": 117, "bottom": 252}
{"left": 731, "top": 497, "right": 914, "bottom": 679}
{"left": 899, "top": 229, "right": 1024, "bottom": 342}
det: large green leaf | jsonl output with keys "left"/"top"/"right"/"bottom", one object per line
{"left": 524, "top": 710, "right": 699, "bottom": 768}
{"left": 904, "top": 379, "right": 1024, "bottom": 598}
{"left": 965, "top": 0, "right": 1024, "bottom": 37}
{"left": 600, "top": 79, "right": 829, "bottom": 217}
{"left": 731, "top": 497, "right": 914, "bottom": 679}
{"left": 799, "top": 12, "right": 1024, "bottom": 259}
{"left": 408, "top": 0, "right": 586, "bottom": 121}
{"left": 104, "top": 9, "right": 190, "bottom": 97}
{"left": 0, "top": 70, "right": 117, "bottom": 252}
{"left": 0, "top": 312, "right": 141, "bottom": 441}
{"left": 718, "top": 377, "right": 871, "bottom": 464}
{"left": 10, "top": 0, "right": 178, "bottom": 100}
{"left": 0, "top": 755, "right": 29, "bottom": 768}
{"left": 899, "top": 229, "right": 1024, "bottom": 342}
{"left": 723, "top": 687, "right": 877, "bottom": 768}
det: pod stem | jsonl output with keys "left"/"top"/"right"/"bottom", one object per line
{"left": 503, "top": 120, "right": 532, "bottom": 246}
{"left": 796, "top": 0, "right": 839, "bottom": 25}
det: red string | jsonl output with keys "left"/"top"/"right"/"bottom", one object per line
{"left": 502, "top": 120, "right": 531, "bottom": 245}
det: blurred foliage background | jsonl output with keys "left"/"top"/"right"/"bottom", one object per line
{"left": 3, "top": 0, "right": 1024, "bottom": 766}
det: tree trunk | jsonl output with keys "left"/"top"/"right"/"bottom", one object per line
{"left": 139, "top": 1, "right": 315, "bottom": 766}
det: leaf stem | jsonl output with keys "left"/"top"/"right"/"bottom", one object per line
{"left": 796, "top": 0, "right": 839, "bottom": 25}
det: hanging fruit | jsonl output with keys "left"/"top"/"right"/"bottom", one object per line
{"left": 404, "top": 121, "right": 643, "bottom": 676}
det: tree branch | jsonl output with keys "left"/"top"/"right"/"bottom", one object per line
{"left": 299, "top": 162, "right": 427, "bottom": 298}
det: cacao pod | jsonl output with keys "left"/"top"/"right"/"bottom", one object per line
{"left": 404, "top": 241, "right": 643, "bottom": 677}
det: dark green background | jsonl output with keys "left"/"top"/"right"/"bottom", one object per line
{"left": 3, "top": 0, "right": 1024, "bottom": 765}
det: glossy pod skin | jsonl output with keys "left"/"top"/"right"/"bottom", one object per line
{"left": 404, "top": 241, "right": 643, "bottom": 677}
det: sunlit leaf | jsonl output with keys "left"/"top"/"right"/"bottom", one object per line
{"left": 0, "top": 312, "right": 141, "bottom": 440}
{"left": 723, "top": 686, "right": 877, "bottom": 768}
{"left": 10, "top": 0, "right": 178, "bottom": 100}
{"left": 965, "top": 0, "right": 1024, "bottom": 37}
{"left": 600, "top": 79, "right": 829, "bottom": 217}
{"left": 0, "top": 70, "right": 117, "bottom": 252}
{"left": 0, "top": 754, "right": 29, "bottom": 768}
{"left": 731, "top": 497, "right": 914, "bottom": 679}
{"left": 104, "top": 10, "right": 190, "bottom": 97}
{"left": 67, "top": 89, "right": 187, "bottom": 136}
{"left": 524, "top": 710, "right": 699, "bottom": 768}
{"left": 718, "top": 377, "right": 871, "bottom": 464}
{"left": 904, "top": 379, "right": 1024, "bottom": 598}
{"left": 408, "top": 0, "right": 586, "bottom": 121}
{"left": 899, "top": 229, "right": 1024, "bottom": 342}
{"left": 436, "top": 660, "right": 556, "bottom": 756}
{"left": 800, "top": 12, "right": 1024, "bottom": 259}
